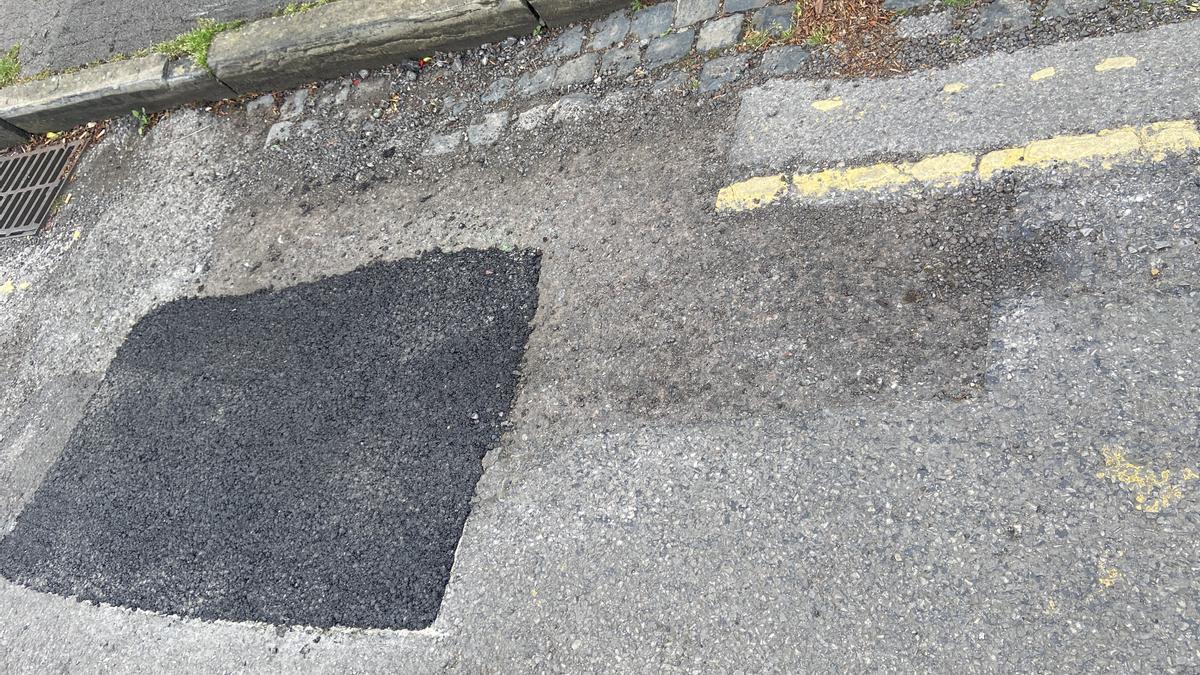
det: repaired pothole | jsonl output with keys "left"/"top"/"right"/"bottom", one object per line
{"left": 0, "top": 248, "right": 540, "bottom": 630}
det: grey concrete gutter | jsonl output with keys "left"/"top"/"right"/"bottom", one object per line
{"left": 0, "top": 0, "right": 624, "bottom": 149}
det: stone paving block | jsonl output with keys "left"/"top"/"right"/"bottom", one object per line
{"left": 601, "top": 45, "right": 643, "bottom": 76}
{"left": 265, "top": 120, "right": 293, "bottom": 147}
{"left": 699, "top": 53, "right": 750, "bottom": 92}
{"left": 1042, "top": 0, "right": 1107, "bottom": 18}
{"left": 896, "top": 12, "right": 953, "bottom": 39}
{"left": 279, "top": 89, "right": 310, "bottom": 120}
{"left": 631, "top": 3, "right": 675, "bottom": 41}
{"left": 724, "top": 0, "right": 769, "bottom": 11}
{"left": 759, "top": 45, "right": 810, "bottom": 76}
{"left": 697, "top": 14, "right": 744, "bottom": 52}
{"left": 590, "top": 10, "right": 631, "bottom": 51}
{"left": 517, "top": 64, "right": 558, "bottom": 96}
{"left": 481, "top": 77, "right": 514, "bottom": 104}
{"left": 468, "top": 111, "right": 509, "bottom": 146}
{"left": 883, "top": 0, "right": 933, "bottom": 9}
{"left": 676, "top": 0, "right": 720, "bottom": 27}
{"left": 972, "top": 0, "right": 1034, "bottom": 38}
{"left": 554, "top": 53, "right": 600, "bottom": 88}
{"left": 423, "top": 131, "right": 464, "bottom": 156}
{"left": 545, "top": 25, "right": 585, "bottom": 59}
{"left": 645, "top": 29, "right": 696, "bottom": 66}
{"left": 751, "top": 4, "right": 794, "bottom": 35}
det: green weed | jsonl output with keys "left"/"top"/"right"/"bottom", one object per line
{"left": 0, "top": 45, "right": 21, "bottom": 88}
{"left": 279, "top": 0, "right": 335, "bottom": 16}
{"left": 806, "top": 26, "right": 832, "bottom": 45}
{"left": 154, "top": 18, "right": 244, "bottom": 70}
{"left": 132, "top": 108, "right": 151, "bottom": 135}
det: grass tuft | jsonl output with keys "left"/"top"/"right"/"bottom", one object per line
{"left": 279, "top": 0, "right": 336, "bottom": 16}
{"left": 0, "top": 45, "right": 21, "bottom": 88}
{"left": 154, "top": 19, "right": 243, "bottom": 70}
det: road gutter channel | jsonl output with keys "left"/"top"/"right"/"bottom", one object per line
{"left": 0, "top": 0, "right": 624, "bottom": 148}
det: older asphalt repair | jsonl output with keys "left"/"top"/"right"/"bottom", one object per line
{"left": 0, "top": 249, "right": 540, "bottom": 630}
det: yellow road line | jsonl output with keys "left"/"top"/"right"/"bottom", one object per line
{"left": 1030, "top": 67, "right": 1056, "bottom": 81}
{"left": 715, "top": 119, "right": 1200, "bottom": 212}
{"left": 1095, "top": 56, "right": 1138, "bottom": 72}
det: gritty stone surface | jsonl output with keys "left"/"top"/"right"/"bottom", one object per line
{"left": 517, "top": 64, "right": 558, "bottom": 96}
{"left": 515, "top": 104, "right": 550, "bottom": 130}
{"left": 590, "top": 10, "right": 631, "bottom": 51}
{"left": 631, "top": 3, "right": 675, "bottom": 41}
{"left": 972, "top": 0, "right": 1035, "bottom": 38}
{"left": 545, "top": 25, "right": 585, "bottom": 59}
{"left": 481, "top": 76, "right": 514, "bottom": 104}
{"left": 724, "top": 0, "right": 769, "bottom": 11}
{"left": 3, "top": 8, "right": 1200, "bottom": 673}
{"left": 696, "top": 14, "right": 745, "bottom": 52}
{"left": 422, "top": 131, "right": 464, "bottom": 156}
{"left": 751, "top": 4, "right": 795, "bottom": 34}
{"left": 896, "top": 11, "right": 954, "bottom": 38}
{"left": 645, "top": 29, "right": 696, "bottom": 67}
{"left": 245, "top": 94, "right": 276, "bottom": 116}
{"left": 883, "top": 0, "right": 933, "bottom": 9}
{"left": 279, "top": 89, "right": 309, "bottom": 120}
{"left": 601, "top": 44, "right": 642, "bottom": 75}
{"left": 699, "top": 54, "right": 750, "bottom": 92}
{"left": 759, "top": 45, "right": 810, "bottom": 75}
{"left": 1042, "top": 0, "right": 1107, "bottom": 18}
{"left": 675, "top": 0, "right": 720, "bottom": 26}
{"left": 467, "top": 111, "right": 510, "bottom": 146}
{"left": 264, "top": 121, "right": 292, "bottom": 147}
{"left": 553, "top": 53, "right": 600, "bottom": 88}
{"left": 0, "top": 251, "right": 540, "bottom": 630}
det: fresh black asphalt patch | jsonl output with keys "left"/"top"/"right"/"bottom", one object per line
{"left": 0, "top": 249, "right": 540, "bottom": 630}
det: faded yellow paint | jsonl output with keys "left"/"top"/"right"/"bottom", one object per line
{"left": 715, "top": 174, "right": 789, "bottom": 212}
{"left": 906, "top": 153, "right": 976, "bottom": 185}
{"left": 17, "top": 281, "right": 29, "bottom": 291}
{"left": 1097, "top": 564, "right": 1121, "bottom": 589}
{"left": 977, "top": 147, "right": 1026, "bottom": 180}
{"left": 1023, "top": 127, "right": 1141, "bottom": 167}
{"left": 1095, "top": 56, "right": 1137, "bottom": 72}
{"left": 1138, "top": 120, "right": 1200, "bottom": 159}
{"left": 1030, "top": 67, "right": 1057, "bottom": 81}
{"left": 0, "top": 280, "right": 12, "bottom": 297}
{"left": 715, "top": 118, "right": 1199, "bottom": 210}
{"left": 812, "top": 97, "right": 844, "bottom": 111}
{"left": 794, "top": 163, "right": 913, "bottom": 198}
{"left": 942, "top": 82, "right": 968, "bottom": 94}
{"left": 1096, "top": 446, "right": 1199, "bottom": 513}
{"left": 71, "top": 229, "right": 81, "bottom": 240}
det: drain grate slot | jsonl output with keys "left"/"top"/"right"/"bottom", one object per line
{"left": 0, "top": 142, "right": 80, "bottom": 239}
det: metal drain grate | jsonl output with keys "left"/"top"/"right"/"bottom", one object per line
{"left": 0, "top": 142, "right": 80, "bottom": 239}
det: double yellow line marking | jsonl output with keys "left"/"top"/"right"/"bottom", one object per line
{"left": 716, "top": 119, "right": 1200, "bottom": 213}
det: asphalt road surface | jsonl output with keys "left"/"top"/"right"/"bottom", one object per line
{"left": 0, "top": 0, "right": 281, "bottom": 73}
{"left": 0, "top": 1, "right": 1198, "bottom": 672}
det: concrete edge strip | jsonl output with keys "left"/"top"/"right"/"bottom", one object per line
{"left": 714, "top": 119, "right": 1200, "bottom": 213}
{"left": 0, "top": 0, "right": 622, "bottom": 148}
